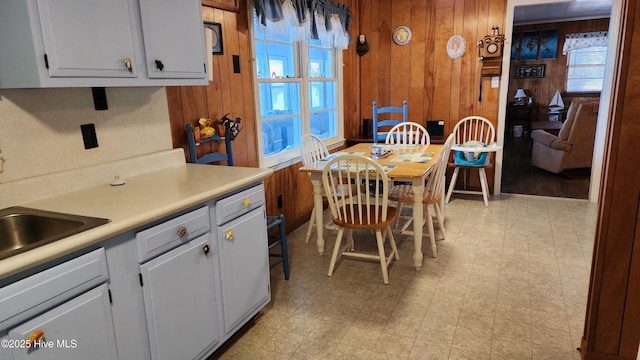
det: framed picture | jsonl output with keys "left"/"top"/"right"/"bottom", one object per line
{"left": 514, "top": 64, "right": 546, "bottom": 78}
{"left": 204, "top": 22, "right": 223, "bottom": 55}
{"left": 539, "top": 29, "right": 558, "bottom": 59}
{"left": 511, "top": 32, "right": 521, "bottom": 61}
{"left": 520, "top": 31, "right": 540, "bottom": 61}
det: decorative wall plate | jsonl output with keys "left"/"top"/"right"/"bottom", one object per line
{"left": 447, "top": 35, "right": 466, "bottom": 59}
{"left": 393, "top": 26, "right": 412, "bottom": 45}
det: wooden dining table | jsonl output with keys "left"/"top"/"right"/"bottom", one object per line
{"left": 299, "top": 142, "right": 444, "bottom": 270}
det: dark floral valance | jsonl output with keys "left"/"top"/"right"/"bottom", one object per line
{"left": 252, "top": 0, "right": 352, "bottom": 49}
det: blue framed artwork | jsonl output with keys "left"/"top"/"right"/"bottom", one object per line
{"left": 520, "top": 31, "right": 540, "bottom": 61}
{"left": 511, "top": 32, "right": 520, "bottom": 61}
{"left": 539, "top": 29, "right": 558, "bottom": 59}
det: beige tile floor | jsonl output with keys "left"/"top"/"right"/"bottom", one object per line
{"left": 219, "top": 194, "right": 598, "bottom": 360}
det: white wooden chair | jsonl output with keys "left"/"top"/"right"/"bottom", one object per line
{"left": 300, "top": 134, "right": 330, "bottom": 243}
{"left": 322, "top": 154, "right": 399, "bottom": 284}
{"left": 385, "top": 121, "right": 431, "bottom": 146}
{"left": 445, "top": 116, "right": 496, "bottom": 206}
{"left": 385, "top": 122, "right": 431, "bottom": 232}
{"left": 388, "top": 134, "right": 454, "bottom": 257}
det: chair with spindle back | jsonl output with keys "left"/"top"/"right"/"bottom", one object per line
{"left": 445, "top": 116, "right": 496, "bottom": 206}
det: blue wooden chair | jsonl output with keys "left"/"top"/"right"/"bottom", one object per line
{"left": 372, "top": 100, "right": 408, "bottom": 143}
{"left": 186, "top": 123, "right": 234, "bottom": 165}
{"left": 267, "top": 214, "right": 289, "bottom": 280}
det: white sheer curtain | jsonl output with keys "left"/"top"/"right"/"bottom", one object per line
{"left": 252, "top": 0, "right": 351, "bottom": 49}
{"left": 562, "top": 31, "right": 608, "bottom": 54}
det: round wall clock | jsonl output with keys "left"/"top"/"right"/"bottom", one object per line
{"left": 446, "top": 35, "right": 466, "bottom": 59}
{"left": 393, "top": 26, "right": 412, "bottom": 45}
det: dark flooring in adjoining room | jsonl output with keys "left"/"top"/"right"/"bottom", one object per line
{"left": 500, "top": 134, "right": 591, "bottom": 200}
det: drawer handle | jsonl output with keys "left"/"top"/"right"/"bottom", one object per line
{"left": 243, "top": 198, "right": 251, "bottom": 207}
{"left": 177, "top": 226, "right": 187, "bottom": 237}
{"left": 124, "top": 57, "right": 133, "bottom": 73}
{"left": 225, "top": 230, "right": 234, "bottom": 240}
{"left": 27, "top": 330, "right": 45, "bottom": 346}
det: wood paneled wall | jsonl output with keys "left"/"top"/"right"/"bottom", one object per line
{"left": 167, "top": 2, "right": 258, "bottom": 168}
{"left": 509, "top": 19, "right": 609, "bottom": 123}
{"left": 351, "top": 0, "right": 505, "bottom": 139}
{"left": 351, "top": 0, "right": 506, "bottom": 192}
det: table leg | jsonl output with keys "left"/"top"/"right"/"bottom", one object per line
{"left": 411, "top": 177, "right": 425, "bottom": 270}
{"left": 311, "top": 175, "right": 325, "bottom": 255}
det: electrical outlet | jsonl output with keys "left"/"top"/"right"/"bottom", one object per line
{"left": 81, "top": 124, "right": 99, "bottom": 149}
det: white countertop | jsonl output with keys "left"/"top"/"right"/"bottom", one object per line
{"left": 0, "top": 163, "right": 273, "bottom": 279}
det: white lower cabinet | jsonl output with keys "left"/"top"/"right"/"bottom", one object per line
{"left": 139, "top": 235, "right": 219, "bottom": 360}
{"left": 0, "top": 182, "right": 270, "bottom": 360}
{"left": 8, "top": 284, "right": 118, "bottom": 360}
{"left": 218, "top": 207, "right": 270, "bottom": 334}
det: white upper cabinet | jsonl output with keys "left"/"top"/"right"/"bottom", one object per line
{"left": 37, "top": 0, "right": 138, "bottom": 79}
{"left": 139, "top": 0, "right": 207, "bottom": 79}
{"left": 0, "top": 0, "right": 207, "bottom": 88}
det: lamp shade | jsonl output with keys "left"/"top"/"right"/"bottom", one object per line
{"left": 514, "top": 88, "right": 527, "bottom": 99}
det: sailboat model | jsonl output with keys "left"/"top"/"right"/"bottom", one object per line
{"left": 548, "top": 90, "right": 565, "bottom": 112}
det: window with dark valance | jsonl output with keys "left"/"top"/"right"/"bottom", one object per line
{"left": 252, "top": 0, "right": 352, "bottom": 49}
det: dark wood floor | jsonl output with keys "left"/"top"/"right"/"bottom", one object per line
{"left": 500, "top": 134, "right": 591, "bottom": 199}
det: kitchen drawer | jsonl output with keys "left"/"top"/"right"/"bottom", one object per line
{"left": 135, "top": 206, "right": 209, "bottom": 263}
{"left": 0, "top": 248, "right": 109, "bottom": 331}
{"left": 216, "top": 184, "right": 265, "bottom": 225}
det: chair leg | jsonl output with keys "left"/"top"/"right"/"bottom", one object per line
{"left": 394, "top": 202, "right": 404, "bottom": 229}
{"left": 328, "top": 228, "right": 345, "bottom": 277}
{"left": 278, "top": 215, "right": 290, "bottom": 280}
{"left": 375, "top": 229, "right": 389, "bottom": 284}
{"left": 479, "top": 168, "right": 489, "bottom": 207}
{"left": 433, "top": 203, "right": 446, "bottom": 240}
{"left": 347, "top": 229, "right": 355, "bottom": 251}
{"left": 386, "top": 226, "right": 400, "bottom": 261}
{"left": 305, "top": 206, "right": 316, "bottom": 243}
{"left": 440, "top": 175, "right": 446, "bottom": 217}
{"left": 425, "top": 205, "right": 437, "bottom": 257}
{"left": 445, "top": 167, "right": 460, "bottom": 204}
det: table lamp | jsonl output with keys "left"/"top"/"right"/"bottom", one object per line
{"left": 514, "top": 88, "right": 527, "bottom": 104}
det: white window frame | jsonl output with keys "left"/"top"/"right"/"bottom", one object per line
{"left": 566, "top": 46, "right": 607, "bottom": 93}
{"left": 249, "top": 18, "right": 344, "bottom": 169}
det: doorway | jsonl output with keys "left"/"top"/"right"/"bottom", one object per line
{"left": 495, "top": 0, "right": 621, "bottom": 203}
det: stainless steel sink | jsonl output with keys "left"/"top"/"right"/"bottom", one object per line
{"left": 0, "top": 207, "right": 109, "bottom": 260}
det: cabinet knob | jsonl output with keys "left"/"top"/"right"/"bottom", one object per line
{"left": 243, "top": 198, "right": 251, "bottom": 207}
{"left": 154, "top": 59, "right": 164, "bottom": 71}
{"left": 124, "top": 57, "right": 133, "bottom": 73}
{"left": 203, "top": 244, "right": 210, "bottom": 255}
{"left": 177, "top": 226, "right": 187, "bottom": 237}
{"left": 225, "top": 230, "right": 234, "bottom": 240}
{"left": 27, "top": 330, "right": 45, "bottom": 346}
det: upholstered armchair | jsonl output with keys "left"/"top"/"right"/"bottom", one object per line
{"left": 530, "top": 98, "right": 599, "bottom": 174}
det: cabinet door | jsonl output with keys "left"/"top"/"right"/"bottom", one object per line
{"left": 36, "top": 0, "right": 138, "bottom": 78}
{"left": 138, "top": 0, "right": 207, "bottom": 79}
{"left": 140, "top": 235, "right": 219, "bottom": 360}
{"left": 218, "top": 207, "right": 270, "bottom": 333}
{"left": 8, "top": 284, "right": 117, "bottom": 360}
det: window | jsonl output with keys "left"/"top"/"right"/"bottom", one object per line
{"left": 566, "top": 46, "right": 607, "bottom": 93}
{"left": 252, "top": 16, "right": 343, "bottom": 168}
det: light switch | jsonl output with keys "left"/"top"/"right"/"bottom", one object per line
{"left": 491, "top": 76, "right": 500, "bottom": 88}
